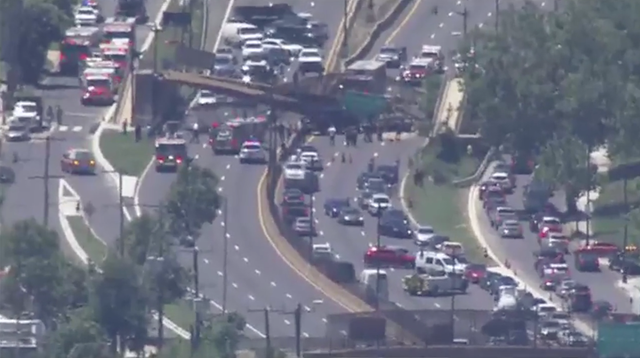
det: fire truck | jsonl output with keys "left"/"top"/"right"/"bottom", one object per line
{"left": 99, "top": 44, "right": 129, "bottom": 68}
{"left": 210, "top": 116, "right": 268, "bottom": 155}
{"left": 81, "top": 74, "right": 115, "bottom": 106}
{"left": 59, "top": 26, "right": 102, "bottom": 75}
{"left": 103, "top": 18, "right": 136, "bottom": 47}
{"left": 82, "top": 62, "right": 122, "bottom": 90}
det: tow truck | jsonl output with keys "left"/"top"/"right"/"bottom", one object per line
{"left": 402, "top": 269, "right": 468, "bottom": 296}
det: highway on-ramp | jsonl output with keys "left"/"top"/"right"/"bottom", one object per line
{"left": 472, "top": 166, "right": 634, "bottom": 317}
{"left": 136, "top": 0, "right": 358, "bottom": 338}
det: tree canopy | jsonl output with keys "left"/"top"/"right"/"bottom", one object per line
{"left": 461, "top": 0, "right": 640, "bottom": 209}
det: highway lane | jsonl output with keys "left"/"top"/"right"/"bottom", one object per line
{"left": 135, "top": 0, "right": 356, "bottom": 337}
{"left": 309, "top": 135, "right": 496, "bottom": 313}
{"left": 473, "top": 166, "right": 634, "bottom": 314}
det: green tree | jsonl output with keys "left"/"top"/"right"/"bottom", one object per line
{"left": 536, "top": 133, "right": 594, "bottom": 213}
{"left": 45, "top": 307, "right": 108, "bottom": 358}
{"left": 165, "top": 163, "right": 222, "bottom": 239}
{"left": 0, "top": 218, "right": 59, "bottom": 264}
{"left": 89, "top": 254, "right": 149, "bottom": 354}
{"left": 120, "top": 213, "right": 164, "bottom": 266}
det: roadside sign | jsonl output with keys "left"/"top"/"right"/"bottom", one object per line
{"left": 342, "top": 90, "right": 387, "bottom": 120}
{"left": 598, "top": 322, "right": 640, "bottom": 357}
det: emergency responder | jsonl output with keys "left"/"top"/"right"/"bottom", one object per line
{"left": 368, "top": 158, "right": 375, "bottom": 172}
{"left": 328, "top": 125, "right": 336, "bottom": 146}
{"left": 56, "top": 105, "right": 63, "bottom": 125}
{"left": 191, "top": 122, "right": 200, "bottom": 143}
{"left": 46, "top": 105, "right": 54, "bottom": 122}
{"left": 377, "top": 124, "right": 383, "bottom": 142}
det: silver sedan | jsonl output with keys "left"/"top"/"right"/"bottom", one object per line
{"left": 499, "top": 220, "right": 523, "bottom": 238}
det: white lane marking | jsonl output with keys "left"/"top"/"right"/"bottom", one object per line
{"left": 434, "top": 302, "right": 441, "bottom": 308}
{"left": 303, "top": 332, "right": 309, "bottom": 338}
{"left": 232, "top": 283, "right": 238, "bottom": 288}
{"left": 202, "top": 144, "right": 207, "bottom": 149}
{"left": 478, "top": 23, "right": 484, "bottom": 28}
{"left": 448, "top": 11, "right": 453, "bottom": 16}
{"left": 226, "top": 233, "right": 231, "bottom": 238}
{"left": 59, "top": 125, "right": 69, "bottom": 132}
{"left": 322, "top": 318, "right": 327, "bottom": 323}
{"left": 221, "top": 222, "right": 225, "bottom": 227}
{"left": 221, "top": 176, "right": 225, "bottom": 181}
{"left": 72, "top": 126, "right": 82, "bottom": 132}
{"left": 255, "top": 269, "right": 261, "bottom": 275}
{"left": 194, "top": 154, "right": 199, "bottom": 160}
{"left": 218, "top": 271, "right": 223, "bottom": 276}
{"left": 203, "top": 258, "right": 209, "bottom": 264}
{"left": 226, "top": 164, "right": 231, "bottom": 169}
{"left": 234, "top": 245, "right": 239, "bottom": 251}
{"left": 284, "top": 319, "right": 291, "bottom": 325}
{"left": 286, "top": 293, "right": 292, "bottom": 299}
{"left": 218, "top": 187, "right": 223, "bottom": 192}
{"left": 374, "top": 152, "right": 379, "bottom": 157}
{"left": 488, "top": 12, "right": 492, "bottom": 16}
{"left": 304, "top": 305, "right": 311, "bottom": 312}
{"left": 243, "top": 257, "right": 249, "bottom": 262}
{"left": 248, "top": 295, "right": 255, "bottom": 301}
{"left": 431, "top": 33, "right": 435, "bottom": 39}
{"left": 439, "top": 23, "right": 444, "bottom": 28}
{"left": 319, "top": 230, "right": 324, "bottom": 236}
{"left": 271, "top": 281, "right": 276, "bottom": 287}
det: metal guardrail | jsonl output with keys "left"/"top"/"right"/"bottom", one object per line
{"left": 452, "top": 146, "right": 497, "bottom": 187}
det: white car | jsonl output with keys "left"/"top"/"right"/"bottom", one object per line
{"left": 13, "top": 101, "right": 38, "bottom": 117}
{"left": 239, "top": 141, "right": 266, "bottom": 164}
{"left": 367, "top": 194, "right": 391, "bottom": 215}
{"left": 197, "top": 90, "right": 217, "bottom": 105}
{"left": 298, "top": 48, "right": 323, "bottom": 62}
{"left": 490, "top": 171, "right": 512, "bottom": 191}
{"left": 75, "top": 6, "right": 99, "bottom": 26}
{"left": 262, "top": 38, "right": 303, "bottom": 57}
{"left": 242, "top": 40, "right": 263, "bottom": 59}
{"left": 414, "top": 225, "right": 435, "bottom": 246}
{"left": 283, "top": 161, "right": 307, "bottom": 180}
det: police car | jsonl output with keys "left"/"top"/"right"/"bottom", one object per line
{"left": 238, "top": 140, "right": 266, "bottom": 164}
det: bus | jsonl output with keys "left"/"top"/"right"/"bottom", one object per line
{"left": 341, "top": 60, "right": 387, "bottom": 95}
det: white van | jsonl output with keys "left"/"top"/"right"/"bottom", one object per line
{"left": 360, "top": 269, "right": 389, "bottom": 301}
{"left": 440, "top": 241, "right": 464, "bottom": 257}
{"left": 415, "top": 251, "right": 465, "bottom": 274}
{"left": 222, "top": 22, "right": 263, "bottom": 46}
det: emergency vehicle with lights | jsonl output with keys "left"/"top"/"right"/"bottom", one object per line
{"left": 539, "top": 263, "right": 570, "bottom": 290}
{"left": 400, "top": 58, "right": 432, "bottom": 85}
{"left": 238, "top": 140, "right": 266, "bottom": 164}
{"left": 418, "top": 44, "right": 444, "bottom": 73}
{"left": 99, "top": 44, "right": 129, "bottom": 68}
{"left": 415, "top": 251, "right": 465, "bottom": 274}
{"left": 103, "top": 18, "right": 136, "bottom": 47}
{"left": 154, "top": 135, "right": 188, "bottom": 172}
{"left": 59, "top": 26, "right": 102, "bottom": 75}
{"left": 210, "top": 116, "right": 268, "bottom": 155}
{"left": 84, "top": 60, "right": 123, "bottom": 88}
{"left": 81, "top": 74, "right": 115, "bottom": 105}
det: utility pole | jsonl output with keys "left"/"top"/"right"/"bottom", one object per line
{"left": 130, "top": 26, "right": 137, "bottom": 126}
{"left": 152, "top": 25, "right": 160, "bottom": 129}
{"left": 623, "top": 176, "right": 629, "bottom": 284}
{"left": 192, "top": 245, "right": 200, "bottom": 346}
{"left": 308, "top": 193, "right": 315, "bottom": 259}
{"left": 375, "top": 206, "right": 382, "bottom": 310}
{"left": 118, "top": 171, "right": 124, "bottom": 255}
{"left": 222, "top": 198, "right": 229, "bottom": 313}
{"left": 251, "top": 304, "right": 305, "bottom": 358}
{"left": 585, "top": 144, "right": 591, "bottom": 247}
{"left": 449, "top": 288, "right": 456, "bottom": 342}
{"left": 28, "top": 135, "right": 64, "bottom": 226}
{"left": 157, "top": 241, "right": 165, "bottom": 351}
{"left": 455, "top": 7, "right": 468, "bottom": 35}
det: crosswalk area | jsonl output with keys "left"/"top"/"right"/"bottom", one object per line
{"left": 57, "top": 125, "right": 84, "bottom": 132}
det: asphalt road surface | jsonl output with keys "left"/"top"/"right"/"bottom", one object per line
{"left": 473, "top": 164, "right": 634, "bottom": 315}
{"left": 1, "top": 0, "right": 170, "bottom": 229}
{"left": 136, "top": 0, "right": 355, "bottom": 338}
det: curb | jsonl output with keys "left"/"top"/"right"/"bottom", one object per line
{"left": 466, "top": 161, "right": 595, "bottom": 337}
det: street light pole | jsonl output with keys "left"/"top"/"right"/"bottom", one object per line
{"left": 495, "top": 0, "right": 499, "bottom": 32}
{"left": 222, "top": 198, "right": 229, "bottom": 313}
{"left": 342, "top": 0, "right": 348, "bottom": 59}
{"left": 375, "top": 207, "right": 381, "bottom": 310}
{"left": 623, "top": 177, "right": 629, "bottom": 284}
{"left": 118, "top": 171, "right": 124, "bottom": 255}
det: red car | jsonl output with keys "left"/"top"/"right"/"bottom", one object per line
{"left": 363, "top": 245, "right": 415, "bottom": 269}
{"left": 464, "top": 264, "right": 487, "bottom": 283}
{"left": 581, "top": 241, "right": 619, "bottom": 256}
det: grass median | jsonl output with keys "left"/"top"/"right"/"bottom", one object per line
{"left": 67, "top": 216, "right": 108, "bottom": 264}
{"left": 99, "top": 129, "right": 154, "bottom": 177}
{"left": 403, "top": 135, "right": 489, "bottom": 264}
